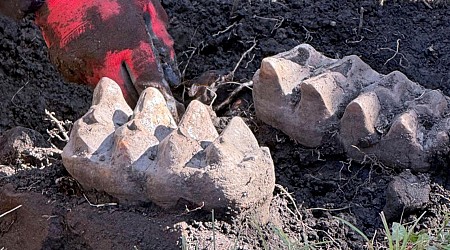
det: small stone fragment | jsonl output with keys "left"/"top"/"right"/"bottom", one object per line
{"left": 0, "top": 126, "right": 50, "bottom": 165}
{"left": 383, "top": 170, "right": 430, "bottom": 220}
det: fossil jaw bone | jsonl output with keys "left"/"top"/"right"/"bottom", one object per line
{"left": 253, "top": 44, "right": 450, "bottom": 171}
{"left": 62, "top": 77, "right": 275, "bottom": 222}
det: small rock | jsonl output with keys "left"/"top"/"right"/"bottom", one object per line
{"left": 0, "top": 126, "right": 50, "bottom": 165}
{"left": 383, "top": 170, "right": 430, "bottom": 220}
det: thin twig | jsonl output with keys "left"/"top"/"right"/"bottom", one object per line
{"left": 383, "top": 39, "right": 401, "bottom": 66}
{"left": 422, "top": 0, "right": 433, "bottom": 9}
{"left": 245, "top": 54, "right": 256, "bottom": 68}
{"left": 214, "top": 81, "right": 253, "bottom": 111}
{"left": 346, "top": 36, "right": 364, "bottom": 44}
{"left": 42, "top": 215, "right": 58, "bottom": 220}
{"left": 181, "top": 47, "right": 198, "bottom": 78}
{"left": 213, "top": 22, "right": 238, "bottom": 37}
{"left": 83, "top": 193, "right": 117, "bottom": 208}
{"left": 229, "top": 40, "right": 257, "bottom": 80}
{"left": 302, "top": 26, "right": 314, "bottom": 42}
{"left": 45, "top": 109, "right": 70, "bottom": 142}
{"left": 357, "top": 7, "right": 365, "bottom": 37}
{"left": 253, "top": 15, "right": 284, "bottom": 33}
{"left": 183, "top": 202, "right": 205, "bottom": 215}
{"left": 308, "top": 206, "right": 350, "bottom": 212}
{"left": 11, "top": 81, "right": 30, "bottom": 106}
{"left": 180, "top": 26, "right": 202, "bottom": 79}
{"left": 435, "top": 193, "right": 450, "bottom": 203}
{"left": 0, "top": 205, "right": 22, "bottom": 218}
{"left": 275, "top": 184, "right": 302, "bottom": 217}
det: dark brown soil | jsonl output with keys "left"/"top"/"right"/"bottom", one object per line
{"left": 1, "top": 1, "right": 450, "bottom": 249}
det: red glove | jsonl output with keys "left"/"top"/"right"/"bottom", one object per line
{"left": 34, "top": 0, "right": 181, "bottom": 113}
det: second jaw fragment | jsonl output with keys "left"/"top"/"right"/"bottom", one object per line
{"left": 253, "top": 44, "right": 450, "bottom": 172}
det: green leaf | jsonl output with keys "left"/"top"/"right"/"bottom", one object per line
{"left": 381, "top": 212, "right": 394, "bottom": 250}
{"left": 271, "top": 225, "right": 292, "bottom": 249}
{"left": 392, "top": 222, "right": 407, "bottom": 241}
{"left": 409, "top": 232, "right": 419, "bottom": 243}
{"left": 333, "top": 216, "right": 370, "bottom": 242}
{"left": 415, "top": 232, "right": 429, "bottom": 248}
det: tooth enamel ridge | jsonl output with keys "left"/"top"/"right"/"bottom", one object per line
{"left": 253, "top": 44, "right": 450, "bottom": 172}
{"left": 62, "top": 77, "right": 275, "bottom": 221}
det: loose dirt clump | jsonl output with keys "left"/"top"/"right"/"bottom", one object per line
{"left": 1, "top": 1, "right": 450, "bottom": 249}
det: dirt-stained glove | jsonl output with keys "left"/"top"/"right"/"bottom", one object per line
{"left": 33, "top": 0, "right": 181, "bottom": 115}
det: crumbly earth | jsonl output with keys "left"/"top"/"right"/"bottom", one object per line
{"left": 1, "top": 1, "right": 450, "bottom": 249}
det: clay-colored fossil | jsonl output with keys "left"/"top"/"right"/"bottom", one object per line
{"left": 253, "top": 44, "right": 450, "bottom": 172}
{"left": 62, "top": 77, "right": 275, "bottom": 221}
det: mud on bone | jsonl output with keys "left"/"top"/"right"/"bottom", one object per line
{"left": 62, "top": 77, "right": 275, "bottom": 221}
{"left": 253, "top": 44, "right": 450, "bottom": 172}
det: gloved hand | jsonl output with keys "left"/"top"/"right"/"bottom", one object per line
{"left": 33, "top": 0, "right": 182, "bottom": 117}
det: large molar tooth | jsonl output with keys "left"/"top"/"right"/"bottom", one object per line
{"left": 132, "top": 87, "right": 177, "bottom": 135}
{"left": 380, "top": 110, "right": 428, "bottom": 171}
{"left": 385, "top": 110, "right": 419, "bottom": 141}
{"left": 61, "top": 74, "right": 276, "bottom": 221}
{"left": 258, "top": 57, "right": 310, "bottom": 98}
{"left": 274, "top": 44, "right": 335, "bottom": 67}
{"left": 83, "top": 77, "right": 132, "bottom": 126}
{"left": 341, "top": 92, "right": 381, "bottom": 153}
{"left": 205, "top": 117, "right": 259, "bottom": 166}
{"left": 64, "top": 77, "right": 132, "bottom": 155}
{"left": 294, "top": 72, "right": 345, "bottom": 147}
{"left": 112, "top": 87, "right": 177, "bottom": 163}
{"left": 411, "top": 90, "right": 448, "bottom": 118}
{"left": 252, "top": 43, "right": 450, "bottom": 171}
{"left": 253, "top": 57, "right": 310, "bottom": 132}
{"left": 178, "top": 100, "right": 218, "bottom": 142}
